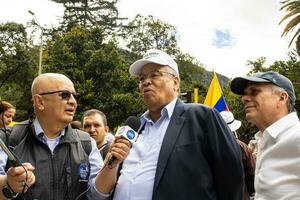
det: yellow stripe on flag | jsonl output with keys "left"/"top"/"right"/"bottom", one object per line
{"left": 204, "top": 72, "right": 223, "bottom": 108}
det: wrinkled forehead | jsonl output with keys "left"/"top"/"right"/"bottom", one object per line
{"left": 84, "top": 113, "right": 105, "bottom": 123}
{"left": 140, "top": 63, "right": 171, "bottom": 74}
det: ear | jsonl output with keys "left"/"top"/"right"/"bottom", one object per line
{"left": 33, "top": 94, "right": 45, "bottom": 111}
{"left": 173, "top": 76, "right": 180, "bottom": 92}
{"left": 278, "top": 91, "right": 288, "bottom": 106}
{"left": 105, "top": 126, "right": 110, "bottom": 135}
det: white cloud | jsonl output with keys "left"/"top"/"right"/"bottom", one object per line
{"left": 1, "top": 0, "right": 293, "bottom": 78}
{"left": 0, "top": 0, "right": 64, "bottom": 27}
{"left": 118, "top": 0, "right": 292, "bottom": 78}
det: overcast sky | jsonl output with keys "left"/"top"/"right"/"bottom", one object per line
{"left": 0, "top": 0, "right": 292, "bottom": 78}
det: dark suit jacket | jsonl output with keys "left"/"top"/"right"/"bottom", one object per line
{"left": 152, "top": 99, "right": 244, "bottom": 200}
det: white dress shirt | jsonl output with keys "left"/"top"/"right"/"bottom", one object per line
{"left": 255, "top": 112, "right": 300, "bottom": 200}
{"left": 113, "top": 97, "right": 177, "bottom": 200}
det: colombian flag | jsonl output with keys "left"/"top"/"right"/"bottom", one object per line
{"left": 204, "top": 72, "right": 229, "bottom": 112}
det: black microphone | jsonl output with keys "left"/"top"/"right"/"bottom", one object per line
{"left": 108, "top": 116, "right": 142, "bottom": 167}
{"left": 124, "top": 116, "right": 141, "bottom": 133}
{"left": 0, "top": 138, "right": 22, "bottom": 167}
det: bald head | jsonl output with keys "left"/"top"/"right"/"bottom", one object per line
{"left": 31, "top": 73, "right": 78, "bottom": 136}
{"left": 31, "top": 73, "right": 74, "bottom": 95}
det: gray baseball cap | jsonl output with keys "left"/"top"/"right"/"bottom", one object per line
{"left": 230, "top": 71, "right": 296, "bottom": 104}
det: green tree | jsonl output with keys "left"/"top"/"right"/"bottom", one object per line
{"left": 0, "top": 22, "right": 37, "bottom": 120}
{"left": 268, "top": 54, "right": 300, "bottom": 113}
{"left": 44, "top": 26, "right": 144, "bottom": 128}
{"left": 123, "top": 14, "right": 180, "bottom": 56}
{"left": 246, "top": 57, "right": 268, "bottom": 74}
{"left": 279, "top": 0, "right": 300, "bottom": 55}
{"left": 176, "top": 52, "right": 206, "bottom": 100}
{"left": 50, "top": 0, "right": 123, "bottom": 34}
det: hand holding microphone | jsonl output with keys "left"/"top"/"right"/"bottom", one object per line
{"left": 0, "top": 138, "right": 36, "bottom": 195}
{"left": 107, "top": 116, "right": 142, "bottom": 168}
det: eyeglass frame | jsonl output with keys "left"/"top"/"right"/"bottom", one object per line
{"left": 138, "top": 70, "right": 177, "bottom": 82}
{"left": 38, "top": 90, "right": 80, "bottom": 102}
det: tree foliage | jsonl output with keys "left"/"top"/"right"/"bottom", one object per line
{"left": 44, "top": 26, "right": 144, "bottom": 128}
{"left": 123, "top": 14, "right": 180, "bottom": 56}
{"left": 50, "top": 0, "right": 123, "bottom": 34}
{"left": 0, "top": 22, "right": 36, "bottom": 120}
{"left": 279, "top": 0, "right": 300, "bottom": 55}
{"left": 3, "top": 0, "right": 300, "bottom": 141}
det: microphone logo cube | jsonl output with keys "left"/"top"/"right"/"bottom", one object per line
{"left": 115, "top": 125, "right": 138, "bottom": 143}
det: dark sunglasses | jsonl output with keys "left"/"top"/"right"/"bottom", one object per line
{"left": 39, "top": 90, "right": 80, "bottom": 102}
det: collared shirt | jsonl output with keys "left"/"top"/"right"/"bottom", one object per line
{"left": 0, "top": 119, "right": 109, "bottom": 200}
{"left": 113, "top": 97, "right": 177, "bottom": 200}
{"left": 254, "top": 112, "right": 300, "bottom": 200}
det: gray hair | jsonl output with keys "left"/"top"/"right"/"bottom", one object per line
{"left": 271, "top": 84, "right": 295, "bottom": 113}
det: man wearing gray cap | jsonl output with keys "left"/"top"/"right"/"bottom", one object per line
{"left": 231, "top": 71, "right": 300, "bottom": 199}
{"left": 111, "top": 49, "right": 244, "bottom": 200}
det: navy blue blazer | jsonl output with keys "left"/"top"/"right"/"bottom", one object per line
{"left": 152, "top": 99, "right": 244, "bottom": 200}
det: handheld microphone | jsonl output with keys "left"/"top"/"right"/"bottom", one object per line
{"left": 114, "top": 116, "right": 141, "bottom": 142}
{"left": 0, "top": 138, "right": 22, "bottom": 167}
{"left": 108, "top": 116, "right": 142, "bottom": 167}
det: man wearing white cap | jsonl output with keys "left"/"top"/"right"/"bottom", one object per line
{"left": 230, "top": 71, "right": 300, "bottom": 200}
{"left": 111, "top": 49, "right": 244, "bottom": 200}
{"left": 220, "top": 111, "right": 255, "bottom": 200}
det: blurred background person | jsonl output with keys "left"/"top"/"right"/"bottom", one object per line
{"left": 220, "top": 111, "right": 255, "bottom": 200}
{"left": 82, "top": 109, "right": 111, "bottom": 159}
{"left": 0, "top": 101, "right": 16, "bottom": 128}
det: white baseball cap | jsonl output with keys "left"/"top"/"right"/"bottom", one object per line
{"left": 129, "top": 49, "right": 179, "bottom": 76}
{"left": 220, "top": 111, "right": 241, "bottom": 132}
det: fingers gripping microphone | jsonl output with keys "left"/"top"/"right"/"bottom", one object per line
{"left": 108, "top": 116, "right": 141, "bottom": 168}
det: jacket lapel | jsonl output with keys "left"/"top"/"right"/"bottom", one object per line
{"left": 153, "top": 99, "right": 185, "bottom": 193}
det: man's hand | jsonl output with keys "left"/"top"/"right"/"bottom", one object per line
{"left": 6, "top": 162, "right": 35, "bottom": 193}
{"left": 105, "top": 135, "right": 131, "bottom": 169}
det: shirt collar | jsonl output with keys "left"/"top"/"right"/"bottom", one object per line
{"left": 141, "top": 97, "right": 178, "bottom": 124}
{"left": 265, "top": 112, "right": 299, "bottom": 139}
{"left": 33, "top": 118, "right": 66, "bottom": 138}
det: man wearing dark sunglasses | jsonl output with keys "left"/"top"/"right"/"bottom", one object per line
{"left": 0, "top": 73, "right": 131, "bottom": 200}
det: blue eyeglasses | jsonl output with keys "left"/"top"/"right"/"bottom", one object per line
{"left": 39, "top": 90, "right": 80, "bottom": 102}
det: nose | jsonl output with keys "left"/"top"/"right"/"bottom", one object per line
{"left": 241, "top": 94, "right": 250, "bottom": 104}
{"left": 90, "top": 125, "right": 96, "bottom": 132}
{"left": 140, "top": 78, "right": 151, "bottom": 87}
{"left": 68, "top": 94, "right": 77, "bottom": 105}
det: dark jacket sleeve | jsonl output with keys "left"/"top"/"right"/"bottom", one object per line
{"left": 238, "top": 140, "right": 255, "bottom": 195}
{"left": 0, "top": 127, "right": 12, "bottom": 144}
{"left": 204, "top": 108, "right": 244, "bottom": 200}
